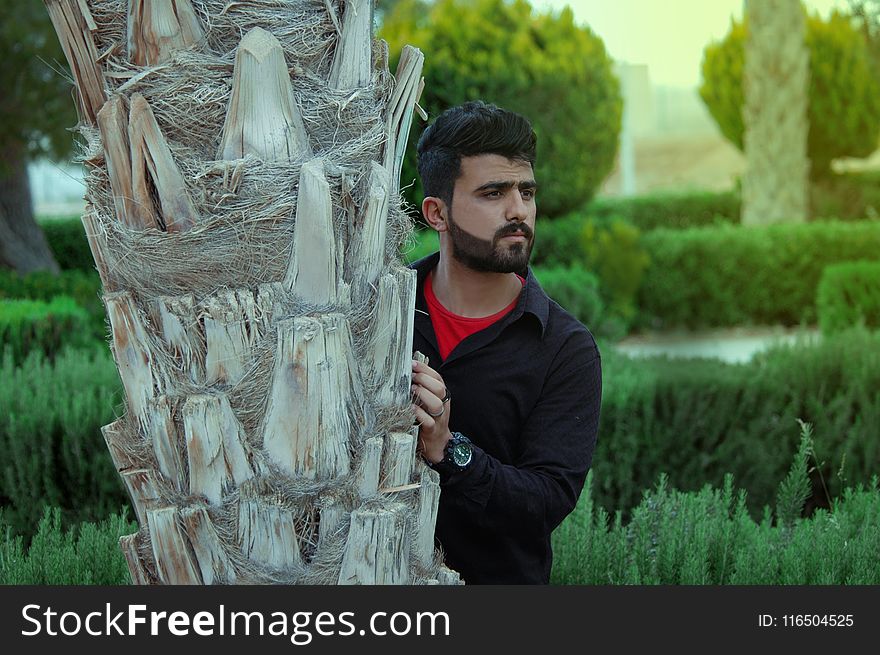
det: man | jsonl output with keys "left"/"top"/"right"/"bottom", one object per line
{"left": 409, "top": 101, "right": 602, "bottom": 584}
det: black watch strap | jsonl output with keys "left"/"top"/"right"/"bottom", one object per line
{"left": 433, "top": 432, "right": 473, "bottom": 473}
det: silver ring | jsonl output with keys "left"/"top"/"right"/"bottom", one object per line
{"left": 441, "top": 389, "right": 451, "bottom": 404}
{"left": 427, "top": 405, "right": 445, "bottom": 418}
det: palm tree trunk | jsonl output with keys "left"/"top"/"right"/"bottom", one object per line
{"left": 45, "top": 0, "right": 457, "bottom": 585}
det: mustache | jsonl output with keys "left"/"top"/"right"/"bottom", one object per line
{"left": 495, "top": 223, "right": 534, "bottom": 240}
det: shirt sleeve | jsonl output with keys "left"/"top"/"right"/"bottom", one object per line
{"left": 436, "top": 329, "right": 602, "bottom": 536}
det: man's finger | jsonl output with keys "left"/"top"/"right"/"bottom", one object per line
{"left": 412, "top": 385, "right": 443, "bottom": 417}
{"left": 412, "top": 404, "right": 435, "bottom": 429}
{"left": 412, "top": 359, "right": 443, "bottom": 382}
{"left": 412, "top": 372, "right": 446, "bottom": 399}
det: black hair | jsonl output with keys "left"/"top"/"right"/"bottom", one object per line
{"left": 416, "top": 101, "right": 537, "bottom": 206}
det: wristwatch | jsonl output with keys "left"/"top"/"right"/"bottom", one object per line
{"left": 432, "top": 432, "right": 473, "bottom": 473}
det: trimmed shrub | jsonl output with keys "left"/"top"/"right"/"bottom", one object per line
{"left": 580, "top": 218, "right": 650, "bottom": 327}
{"left": 530, "top": 213, "right": 590, "bottom": 268}
{"left": 532, "top": 216, "right": 649, "bottom": 333}
{"left": 816, "top": 260, "right": 880, "bottom": 335}
{"left": 40, "top": 216, "right": 94, "bottom": 272}
{"left": 381, "top": 0, "right": 622, "bottom": 217}
{"left": 0, "top": 269, "right": 104, "bottom": 340}
{"left": 637, "top": 220, "right": 880, "bottom": 329}
{"left": 0, "top": 347, "right": 126, "bottom": 538}
{"left": 587, "top": 190, "right": 740, "bottom": 231}
{"left": 0, "top": 508, "right": 134, "bottom": 584}
{"left": 532, "top": 265, "right": 608, "bottom": 333}
{"left": 596, "top": 327, "right": 880, "bottom": 519}
{"left": 0, "top": 296, "right": 94, "bottom": 364}
{"left": 700, "top": 9, "right": 880, "bottom": 178}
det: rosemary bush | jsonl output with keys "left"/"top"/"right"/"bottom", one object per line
{"left": 596, "top": 327, "right": 880, "bottom": 517}
{"left": 0, "top": 507, "right": 135, "bottom": 584}
{"left": 552, "top": 424, "right": 880, "bottom": 584}
{"left": 0, "top": 346, "right": 127, "bottom": 538}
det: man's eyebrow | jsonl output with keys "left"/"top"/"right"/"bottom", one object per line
{"left": 474, "top": 180, "right": 538, "bottom": 192}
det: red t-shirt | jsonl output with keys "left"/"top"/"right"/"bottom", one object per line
{"left": 425, "top": 271, "right": 525, "bottom": 361}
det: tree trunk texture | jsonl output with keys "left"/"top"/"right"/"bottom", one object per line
{"left": 742, "top": 0, "right": 810, "bottom": 225}
{"left": 45, "top": 0, "right": 459, "bottom": 585}
{"left": 0, "top": 144, "right": 61, "bottom": 273}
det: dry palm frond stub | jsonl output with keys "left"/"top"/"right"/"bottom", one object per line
{"left": 45, "top": 0, "right": 458, "bottom": 585}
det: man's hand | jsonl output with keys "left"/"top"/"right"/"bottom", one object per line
{"left": 411, "top": 359, "right": 452, "bottom": 464}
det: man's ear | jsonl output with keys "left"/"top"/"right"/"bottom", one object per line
{"left": 422, "top": 196, "right": 449, "bottom": 233}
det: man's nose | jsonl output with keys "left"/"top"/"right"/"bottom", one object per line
{"left": 505, "top": 192, "right": 528, "bottom": 221}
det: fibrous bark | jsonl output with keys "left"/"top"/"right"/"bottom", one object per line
{"left": 46, "top": 0, "right": 456, "bottom": 585}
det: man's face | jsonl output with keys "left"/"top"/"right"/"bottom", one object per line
{"left": 444, "top": 154, "right": 537, "bottom": 273}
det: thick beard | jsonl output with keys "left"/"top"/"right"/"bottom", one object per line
{"left": 446, "top": 208, "right": 534, "bottom": 274}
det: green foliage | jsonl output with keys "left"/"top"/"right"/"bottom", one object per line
{"left": 595, "top": 328, "right": 880, "bottom": 518}
{"left": 400, "top": 228, "right": 439, "bottom": 264}
{"left": 529, "top": 213, "right": 588, "bottom": 267}
{"left": 0, "top": 0, "right": 78, "bottom": 163}
{"left": 0, "top": 268, "right": 104, "bottom": 340}
{"left": 0, "top": 508, "right": 134, "bottom": 584}
{"left": 700, "top": 9, "right": 880, "bottom": 177}
{"left": 637, "top": 220, "right": 880, "bottom": 329}
{"left": 849, "top": 0, "right": 880, "bottom": 80}
{"left": 580, "top": 218, "right": 650, "bottom": 326}
{"left": 380, "top": 0, "right": 622, "bottom": 217}
{"left": 552, "top": 467, "right": 880, "bottom": 584}
{"left": 0, "top": 297, "right": 94, "bottom": 364}
{"left": 775, "top": 422, "right": 815, "bottom": 532}
{"left": 587, "top": 190, "right": 741, "bottom": 231}
{"left": 530, "top": 215, "right": 649, "bottom": 335}
{"left": 40, "top": 216, "right": 95, "bottom": 272}
{"left": 810, "top": 170, "right": 880, "bottom": 221}
{"left": 816, "top": 260, "right": 880, "bottom": 334}
{"left": 532, "top": 265, "right": 606, "bottom": 331}
{"left": 0, "top": 347, "right": 126, "bottom": 538}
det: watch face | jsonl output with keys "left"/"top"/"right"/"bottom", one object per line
{"left": 451, "top": 441, "right": 472, "bottom": 467}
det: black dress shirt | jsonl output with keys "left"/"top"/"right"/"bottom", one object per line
{"left": 410, "top": 252, "right": 602, "bottom": 584}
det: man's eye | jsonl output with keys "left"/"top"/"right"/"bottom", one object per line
{"left": 521, "top": 189, "right": 535, "bottom": 199}
{"left": 484, "top": 190, "right": 502, "bottom": 198}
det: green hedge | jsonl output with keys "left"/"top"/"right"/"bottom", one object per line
{"left": 552, "top": 437, "right": 880, "bottom": 584}
{"left": 532, "top": 265, "right": 610, "bottom": 335}
{"left": 40, "top": 216, "right": 94, "bottom": 272}
{"left": 0, "top": 347, "right": 126, "bottom": 538}
{"left": 0, "top": 297, "right": 94, "bottom": 364}
{"left": 0, "top": 508, "right": 135, "bottom": 584}
{"left": 816, "top": 260, "right": 880, "bottom": 335}
{"left": 596, "top": 327, "right": 880, "bottom": 518}
{"left": 586, "top": 190, "right": 740, "bottom": 231}
{"left": 0, "top": 269, "right": 104, "bottom": 340}
{"left": 637, "top": 220, "right": 880, "bottom": 329}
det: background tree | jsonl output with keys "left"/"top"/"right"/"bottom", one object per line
{"left": 741, "top": 0, "right": 809, "bottom": 225}
{"left": 849, "top": 1, "right": 880, "bottom": 92}
{"left": 0, "top": 0, "right": 75, "bottom": 273}
{"left": 380, "top": 0, "right": 622, "bottom": 218}
{"left": 700, "top": 7, "right": 880, "bottom": 180}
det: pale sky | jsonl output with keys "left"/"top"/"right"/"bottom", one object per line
{"left": 532, "top": 0, "right": 851, "bottom": 87}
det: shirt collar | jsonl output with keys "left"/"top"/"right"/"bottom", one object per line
{"left": 409, "top": 250, "right": 549, "bottom": 337}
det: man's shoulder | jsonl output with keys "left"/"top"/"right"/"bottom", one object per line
{"left": 526, "top": 271, "right": 599, "bottom": 356}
